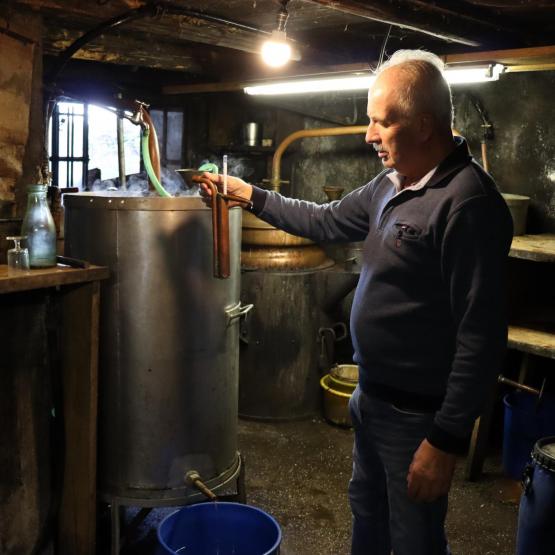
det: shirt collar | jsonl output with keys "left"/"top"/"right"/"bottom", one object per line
{"left": 386, "top": 165, "right": 438, "bottom": 195}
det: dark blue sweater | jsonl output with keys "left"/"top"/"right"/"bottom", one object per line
{"left": 249, "top": 138, "right": 513, "bottom": 453}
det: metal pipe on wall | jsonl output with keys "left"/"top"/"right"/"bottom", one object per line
{"left": 271, "top": 125, "right": 367, "bottom": 191}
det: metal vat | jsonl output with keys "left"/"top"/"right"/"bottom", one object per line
{"left": 241, "top": 210, "right": 331, "bottom": 270}
{"left": 239, "top": 269, "right": 323, "bottom": 420}
{"left": 64, "top": 193, "right": 243, "bottom": 505}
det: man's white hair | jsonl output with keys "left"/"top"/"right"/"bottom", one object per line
{"left": 374, "top": 49, "right": 453, "bottom": 130}
{"left": 377, "top": 49, "right": 445, "bottom": 74}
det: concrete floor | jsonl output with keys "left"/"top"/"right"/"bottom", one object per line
{"left": 116, "top": 417, "right": 519, "bottom": 555}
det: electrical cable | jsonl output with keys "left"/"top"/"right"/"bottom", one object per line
{"left": 377, "top": 24, "right": 393, "bottom": 69}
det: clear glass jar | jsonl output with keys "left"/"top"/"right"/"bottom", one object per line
{"left": 21, "top": 184, "right": 57, "bottom": 268}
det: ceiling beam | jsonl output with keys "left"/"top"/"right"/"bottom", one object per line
{"left": 43, "top": 25, "right": 204, "bottom": 72}
{"left": 161, "top": 44, "right": 555, "bottom": 95}
{"left": 405, "top": 0, "right": 551, "bottom": 44}
{"left": 302, "top": 0, "right": 481, "bottom": 46}
{"left": 302, "top": 0, "right": 542, "bottom": 47}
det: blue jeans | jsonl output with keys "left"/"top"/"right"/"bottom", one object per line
{"left": 348, "top": 386, "right": 451, "bottom": 555}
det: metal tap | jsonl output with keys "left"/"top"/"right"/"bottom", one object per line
{"left": 185, "top": 470, "right": 217, "bottom": 501}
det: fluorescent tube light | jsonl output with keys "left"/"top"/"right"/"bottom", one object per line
{"left": 444, "top": 63, "right": 505, "bottom": 84}
{"left": 244, "top": 64, "right": 504, "bottom": 95}
{"left": 246, "top": 74, "right": 373, "bottom": 95}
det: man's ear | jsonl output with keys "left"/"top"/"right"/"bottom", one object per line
{"left": 419, "top": 113, "right": 434, "bottom": 142}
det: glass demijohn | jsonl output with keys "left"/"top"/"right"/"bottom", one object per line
{"left": 21, "top": 184, "right": 57, "bottom": 268}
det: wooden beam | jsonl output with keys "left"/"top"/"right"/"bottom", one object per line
{"left": 43, "top": 25, "right": 204, "bottom": 72}
{"left": 13, "top": 0, "right": 271, "bottom": 56}
{"left": 404, "top": 0, "right": 547, "bottom": 44}
{"left": 303, "top": 0, "right": 482, "bottom": 46}
{"left": 303, "top": 0, "right": 545, "bottom": 47}
{"left": 161, "top": 44, "right": 555, "bottom": 95}
{"left": 443, "top": 45, "right": 555, "bottom": 67}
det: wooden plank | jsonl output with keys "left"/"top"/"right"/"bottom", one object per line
{"left": 43, "top": 25, "right": 203, "bottom": 72}
{"left": 509, "top": 234, "right": 555, "bottom": 262}
{"left": 163, "top": 44, "right": 555, "bottom": 95}
{"left": 443, "top": 45, "right": 555, "bottom": 67}
{"left": 465, "top": 383, "right": 498, "bottom": 481}
{"left": 58, "top": 281, "right": 100, "bottom": 555}
{"left": 305, "top": 0, "right": 481, "bottom": 45}
{"left": 0, "top": 264, "right": 109, "bottom": 294}
{"left": 508, "top": 325, "right": 555, "bottom": 359}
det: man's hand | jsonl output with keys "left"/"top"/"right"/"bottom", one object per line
{"left": 195, "top": 172, "right": 253, "bottom": 208}
{"left": 407, "top": 439, "right": 456, "bottom": 502}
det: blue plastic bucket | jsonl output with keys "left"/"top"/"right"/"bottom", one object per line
{"left": 503, "top": 392, "right": 555, "bottom": 480}
{"left": 516, "top": 436, "right": 555, "bottom": 555}
{"left": 157, "top": 502, "right": 281, "bottom": 555}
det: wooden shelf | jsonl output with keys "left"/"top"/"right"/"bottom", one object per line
{"left": 509, "top": 234, "right": 555, "bottom": 262}
{"left": 508, "top": 324, "right": 555, "bottom": 359}
{"left": 0, "top": 264, "right": 109, "bottom": 294}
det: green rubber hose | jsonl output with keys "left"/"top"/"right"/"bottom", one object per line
{"left": 141, "top": 127, "right": 172, "bottom": 197}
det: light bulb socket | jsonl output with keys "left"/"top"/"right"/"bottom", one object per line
{"left": 276, "top": 6, "right": 289, "bottom": 32}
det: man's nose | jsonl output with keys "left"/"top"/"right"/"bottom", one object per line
{"left": 365, "top": 124, "right": 378, "bottom": 145}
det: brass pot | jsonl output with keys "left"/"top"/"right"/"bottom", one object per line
{"left": 330, "top": 364, "right": 359, "bottom": 390}
{"left": 320, "top": 373, "right": 355, "bottom": 427}
{"left": 241, "top": 245, "right": 332, "bottom": 270}
{"left": 241, "top": 210, "right": 332, "bottom": 270}
{"left": 242, "top": 211, "right": 312, "bottom": 247}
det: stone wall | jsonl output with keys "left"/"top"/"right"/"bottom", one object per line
{"left": 0, "top": 6, "right": 43, "bottom": 216}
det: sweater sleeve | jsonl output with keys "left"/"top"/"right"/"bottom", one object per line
{"left": 427, "top": 192, "right": 513, "bottom": 454}
{"left": 248, "top": 181, "right": 376, "bottom": 243}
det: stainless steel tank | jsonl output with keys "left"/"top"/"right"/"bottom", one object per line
{"left": 64, "top": 193, "right": 244, "bottom": 505}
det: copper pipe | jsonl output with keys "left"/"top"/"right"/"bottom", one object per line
{"left": 498, "top": 375, "right": 540, "bottom": 396}
{"left": 199, "top": 177, "right": 230, "bottom": 279}
{"left": 185, "top": 471, "right": 217, "bottom": 501}
{"left": 481, "top": 141, "right": 489, "bottom": 173}
{"left": 216, "top": 194, "right": 230, "bottom": 278}
{"left": 271, "top": 126, "right": 367, "bottom": 191}
{"left": 140, "top": 109, "right": 161, "bottom": 191}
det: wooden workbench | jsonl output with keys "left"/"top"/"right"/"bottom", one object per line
{"left": 466, "top": 234, "right": 555, "bottom": 480}
{"left": 509, "top": 233, "right": 555, "bottom": 263}
{"left": 0, "top": 264, "right": 108, "bottom": 555}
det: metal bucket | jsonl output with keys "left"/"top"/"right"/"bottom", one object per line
{"left": 320, "top": 373, "right": 354, "bottom": 427}
{"left": 64, "top": 193, "right": 243, "bottom": 505}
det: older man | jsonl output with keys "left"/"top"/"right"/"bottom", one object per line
{"left": 199, "top": 50, "right": 513, "bottom": 555}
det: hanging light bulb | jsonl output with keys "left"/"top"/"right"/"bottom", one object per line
{"left": 261, "top": 30, "right": 291, "bottom": 67}
{"left": 261, "top": 1, "right": 291, "bottom": 68}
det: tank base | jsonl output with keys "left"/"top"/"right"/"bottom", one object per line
{"left": 103, "top": 453, "right": 245, "bottom": 555}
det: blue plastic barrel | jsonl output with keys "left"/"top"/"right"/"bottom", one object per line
{"left": 516, "top": 436, "right": 555, "bottom": 555}
{"left": 157, "top": 502, "right": 281, "bottom": 555}
{"left": 503, "top": 392, "right": 555, "bottom": 480}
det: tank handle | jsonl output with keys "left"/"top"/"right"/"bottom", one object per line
{"left": 226, "top": 303, "right": 254, "bottom": 326}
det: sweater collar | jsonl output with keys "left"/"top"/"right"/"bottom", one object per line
{"left": 425, "top": 136, "right": 472, "bottom": 189}
{"left": 382, "top": 136, "right": 472, "bottom": 193}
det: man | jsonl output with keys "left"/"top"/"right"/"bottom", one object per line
{"left": 199, "top": 50, "right": 513, "bottom": 555}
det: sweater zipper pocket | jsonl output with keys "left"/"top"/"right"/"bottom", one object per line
{"left": 394, "top": 223, "right": 421, "bottom": 247}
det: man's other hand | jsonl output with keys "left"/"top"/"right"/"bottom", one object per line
{"left": 407, "top": 439, "right": 456, "bottom": 502}
{"left": 195, "top": 172, "right": 253, "bottom": 208}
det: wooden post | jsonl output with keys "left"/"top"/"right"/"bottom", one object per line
{"left": 58, "top": 281, "right": 100, "bottom": 555}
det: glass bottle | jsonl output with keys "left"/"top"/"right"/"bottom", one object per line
{"left": 6, "top": 236, "right": 30, "bottom": 274}
{"left": 21, "top": 184, "right": 57, "bottom": 268}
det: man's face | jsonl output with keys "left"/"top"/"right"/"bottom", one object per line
{"left": 366, "top": 69, "right": 422, "bottom": 178}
